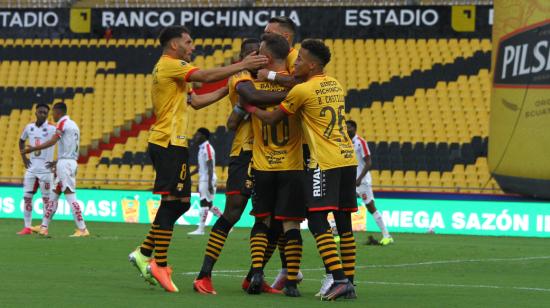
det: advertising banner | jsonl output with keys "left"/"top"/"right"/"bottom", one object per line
{"left": 488, "top": 0, "right": 550, "bottom": 198}
{"left": 0, "top": 6, "right": 492, "bottom": 39}
{"left": 2, "top": 186, "right": 550, "bottom": 237}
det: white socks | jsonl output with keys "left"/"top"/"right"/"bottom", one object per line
{"left": 198, "top": 206, "right": 209, "bottom": 230}
{"left": 372, "top": 211, "right": 391, "bottom": 238}
{"left": 41, "top": 193, "right": 59, "bottom": 228}
{"left": 209, "top": 206, "right": 222, "bottom": 218}
{"left": 23, "top": 194, "right": 33, "bottom": 228}
{"left": 66, "top": 193, "right": 86, "bottom": 230}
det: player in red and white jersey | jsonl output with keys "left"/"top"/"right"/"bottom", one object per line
{"left": 23, "top": 102, "right": 89, "bottom": 237}
{"left": 16, "top": 103, "right": 56, "bottom": 235}
{"left": 346, "top": 120, "right": 392, "bottom": 245}
{"left": 189, "top": 128, "right": 222, "bottom": 235}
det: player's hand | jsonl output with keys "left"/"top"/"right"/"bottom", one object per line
{"left": 241, "top": 52, "right": 268, "bottom": 70}
{"left": 256, "top": 69, "right": 269, "bottom": 81}
{"left": 22, "top": 157, "right": 31, "bottom": 169}
{"left": 356, "top": 178, "right": 362, "bottom": 187}
{"left": 21, "top": 146, "right": 33, "bottom": 154}
{"left": 46, "top": 161, "right": 56, "bottom": 169}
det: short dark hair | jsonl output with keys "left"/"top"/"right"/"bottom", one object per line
{"left": 268, "top": 16, "right": 296, "bottom": 35}
{"left": 197, "top": 127, "right": 210, "bottom": 139}
{"left": 240, "top": 38, "right": 260, "bottom": 58}
{"left": 35, "top": 103, "right": 50, "bottom": 111}
{"left": 53, "top": 102, "right": 67, "bottom": 114}
{"left": 241, "top": 38, "right": 260, "bottom": 51}
{"left": 300, "top": 39, "right": 331, "bottom": 67}
{"left": 346, "top": 120, "right": 357, "bottom": 129}
{"left": 260, "top": 33, "right": 289, "bottom": 61}
{"left": 158, "top": 26, "right": 190, "bottom": 48}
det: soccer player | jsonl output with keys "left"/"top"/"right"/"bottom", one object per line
{"left": 16, "top": 103, "right": 56, "bottom": 235}
{"left": 188, "top": 128, "right": 222, "bottom": 235}
{"left": 126, "top": 26, "right": 267, "bottom": 293}
{"left": 245, "top": 39, "right": 357, "bottom": 301}
{"left": 22, "top": 102, "right": 88, "bottom": 237}
{"left": 193, "top": 38, "right": 286, "bottom": 295}
{"left": 259, "top": 16, "right": 307, "bottom": 289}
{"left": 346, "top": 120, "right": 393, "bottom": 245}
{"left": 258, "top": 16, "right": 299, "bottom": 87}
{"left": 239, "top": 33, "right": 306, "bottom": 297}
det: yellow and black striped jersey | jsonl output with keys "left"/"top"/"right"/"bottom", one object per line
{"left": 148, "top": 55, "right": 199, "bottom": 148}
{"left": 227, "top": 70, "right": 254, "bottom": 156}
{"left": 251, "top": 74, "right": 303, "bottom": 171}
{"left": 280, "top": 74, "right": 356, "bottom": 170}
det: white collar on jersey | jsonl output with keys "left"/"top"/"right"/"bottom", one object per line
{"left": 57, "top": 115, "right": 70, "bottom": 124}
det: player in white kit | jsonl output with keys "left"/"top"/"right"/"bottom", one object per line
{"left": 346, "top": 120, "right": 392, "bottom": 245}
{"left": 23, "top": 102, "right": 89, "bottom": 237}
{"left": 189, "top": 128, "right": 222, "bottom": 235}
{"left": 16, "top": 103, "right": 56, "bottom": 235}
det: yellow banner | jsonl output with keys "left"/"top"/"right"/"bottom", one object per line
{"left": 489, "top": 1, "right": 550, "bottom": 196}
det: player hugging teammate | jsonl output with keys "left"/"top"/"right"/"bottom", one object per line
{"left": 130, "top": 18, "right": 360, "bottom": 301}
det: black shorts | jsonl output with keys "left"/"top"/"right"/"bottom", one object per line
{"left": 226, "top": 150, "right": 253, "bottom": 197}
{"left": 250, "top": 169, "right": 307, "bottom": 221}
{"left": 306, "top": 166, "right": 357, "bottom": 212}
{"left": 148, "top": 143, "right": 191, "bottom": 198}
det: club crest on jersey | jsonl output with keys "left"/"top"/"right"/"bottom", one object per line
{"left": 180, "top": 60, "right": 188, "bottom": 66}
{"left": 245, "top": 179, "right": 254, "bottom": 189}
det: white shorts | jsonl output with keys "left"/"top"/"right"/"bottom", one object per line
{"left": 356, "top": 173, "right": 374, "bottom": 204}
{"left": 198, "top": 181, "right": 216, "bottom": 202}
{"left": 55, "top": 159, "right": 78, "bottom": 193}
{"left": 23, "top": 171, "right": 53, "bottom": 197}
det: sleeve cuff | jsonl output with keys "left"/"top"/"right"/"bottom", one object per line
{"left": 279, "top": 103, "right": 293, "bottom": 115}
{"left": 184, "top": 67, "right": 200, "bottom": 82}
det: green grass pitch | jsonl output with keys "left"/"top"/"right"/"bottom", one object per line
{"left": 4, "top": 219, "right": 550, "bottom": 307}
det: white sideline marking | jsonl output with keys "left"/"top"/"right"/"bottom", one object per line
{"left": 181, "top": 255, "right": 550, "bottom": 275}
{"left": 199, "top": 274, "right": 550, "bottom": 293}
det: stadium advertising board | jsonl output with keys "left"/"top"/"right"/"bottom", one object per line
{"left": 0, "top": 5, "right": 491, "bottom": 39}
{"left": 1, "top": 186, "right": 549, "bottom": 238}
{"left": 489, "top": 0, "right": 550, "bottom": 198}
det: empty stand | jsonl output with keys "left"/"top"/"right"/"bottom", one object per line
{"left": 0, "top": 37, "right": 502, "bottom": 194}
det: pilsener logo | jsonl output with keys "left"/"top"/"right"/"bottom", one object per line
{"left": 494, "top": 20, "right": 550, "bottom": 88}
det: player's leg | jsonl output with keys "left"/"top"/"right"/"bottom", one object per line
{"left": 189, "top": 182, "right": 211, "bottom": 235}
{"left": 194, "top": 151, "right": 252, "bottom": 294}
{"left": 360, "top": 173, "right": 392, "bottom": 244}
{"left": 207, "top": 180, "right": 222, "bottom": 217}
{"left": 323, "top": 166, "right": 358, "bottom": 300}
{"left": 146, "top": 145, "right": 192, "bottom": 292}
{"left": 245, "top": 170, "right": 274, "bottom": 295}
{"left": 59, "top": 160, "right": 88, "bottom": 237}
{"left": 17, "top": 171, "right": 37, "bottom": 235}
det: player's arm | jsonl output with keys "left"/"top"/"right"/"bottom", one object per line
{"left": 22, "top": 134, "right": 59, "bottom": 154}
{"left": 226, "top": 104, "right": 248, "bottom": 131}
{"left": 356, "top": 156, "right": 371, "bottom": 187}
{"left": 207, "top": 158, "right": 214, "bottom": 194}
{"left": 236, "top": 81, "right": 288, "bottom": 107}
{"left": 247, "top": 105, "right": 287, "bottom": 126}
{"left": 188, "top": 52, "right": 267, "bottom": 83}
{"left": 188, "top": 86, "right": 229, "bottom": 110}
{"left": 189, "top": 167, "right": 199, "bottom": 176}
{"left": 257, "top": 69, "right": 300, "bottom": 88}
{"left": 19, "top": 139, "right": 31, "bottom": 168}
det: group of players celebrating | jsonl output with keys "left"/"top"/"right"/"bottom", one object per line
{"left": 128, "top": 16, "right": 391, "bottom": 301}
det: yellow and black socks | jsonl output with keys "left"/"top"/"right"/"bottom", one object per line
{"left": 198, "top": 216, "right": 232, "bottom": 279}
{"left": 308, "top": 211, "right": 347, "bottom": 281}
{"left": 340, "top": 231, "right": 356, "bottom": 282}
{"left": 249, "top": 222, "right": 269, "bottom": 273}
{"left": 140, "top": 223, "right": 159, "bottom": 257}
{"left": 150, "top": 200, "right": 189, "bottom": 267}
{"left": 284, "top": 229, "right": 303, "bottom": 287}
